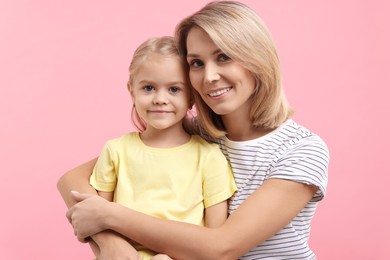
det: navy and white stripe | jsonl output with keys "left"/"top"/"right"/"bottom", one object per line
{"left": 219, "top": 119, "right": 329, "bottom": 259}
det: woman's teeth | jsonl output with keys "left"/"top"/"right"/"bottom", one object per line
{"left": 209, "top": 87, "right": 231, "bottom": 97}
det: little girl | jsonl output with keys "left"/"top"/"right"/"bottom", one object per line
{"left": 88, "top": 36, "right": 236, "bottom": 259}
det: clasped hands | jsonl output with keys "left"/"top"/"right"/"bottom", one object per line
{"left": 66, "top": 191, "right": 110, "bottom": 242}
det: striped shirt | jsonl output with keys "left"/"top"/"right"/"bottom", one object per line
{"left": 219, "top": 119, "right": 329, "bottom": 259}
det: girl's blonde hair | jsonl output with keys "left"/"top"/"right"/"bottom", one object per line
{"left": 175, "top": 1, "right": 294, "bottom": 139}
{"left": 127, "top": 36, "right": 193, "bottom": 132}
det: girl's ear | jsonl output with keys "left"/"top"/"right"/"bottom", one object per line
{"left": 189, "top": 91, "right": 195, "bottom": 109}
{"left": 127, "top": 82, "right": 134, "bottom": 97}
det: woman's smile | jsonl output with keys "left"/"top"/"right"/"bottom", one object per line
{"left": 207, "top": 87, "right": 232, "bottom": 98}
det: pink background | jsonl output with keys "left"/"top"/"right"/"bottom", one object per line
{"left": 1, "top": 0, "right": 389, "bottom": 259}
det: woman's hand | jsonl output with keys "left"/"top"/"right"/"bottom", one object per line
{"left": 66, "top": 191, "right": 112, "bottom": 242}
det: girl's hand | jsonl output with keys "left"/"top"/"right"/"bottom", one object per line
{"left": 95, "top": 232, "right": 141, "bottom": 260}
{"left": 66, "top": 191, "right": 111, "bottom": 242}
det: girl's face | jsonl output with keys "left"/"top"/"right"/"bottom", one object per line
{"left": 186, "top": 26, "right": 256, "bottom": 118}
{"left": 131, "top": 54, "right": 191, "bottom": 132}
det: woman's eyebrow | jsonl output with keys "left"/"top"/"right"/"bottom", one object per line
{"left": 186, "top": 53, "right": 199, "bottom": 58}
{"left": 187, "top": 48, "right": 221, "bottom": 58}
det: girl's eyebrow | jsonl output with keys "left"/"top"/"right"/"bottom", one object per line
{"left": 137, "top": 80, "right": 153, "bottom": 85}
{"left": 166, "top": 81, "right": 186, "bottom": 86}
{"left": 138, "top": 80, "right": 186, "bottom": 86}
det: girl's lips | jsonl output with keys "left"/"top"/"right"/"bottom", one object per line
{"left": 148, "top": 110, "right": 172, "bottom": 113}
{"left": 208, "top": 87, "right": 232, "bottom": 97}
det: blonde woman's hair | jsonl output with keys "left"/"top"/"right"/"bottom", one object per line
{"left": 127, "top": 36, "right": 193, "bottom": 132}
{"left": 175, "top": 1, "right": 294, "bottom": 139}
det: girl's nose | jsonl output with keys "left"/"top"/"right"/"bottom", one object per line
{"left": 153, "top": 91, "right": 168, "bottom": 105}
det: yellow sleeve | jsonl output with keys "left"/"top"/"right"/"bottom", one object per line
{"left": 202, "top": 145, "right": 237, "bottom": 208}
{"left": 89, "top": 142, "right": 117, "bottom": 192}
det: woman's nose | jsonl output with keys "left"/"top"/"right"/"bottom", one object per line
{"left": 204, "top": 63, "right": 221, "bottom": 84}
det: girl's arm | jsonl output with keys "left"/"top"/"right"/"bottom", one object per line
{"left": 95, "top": 191, "right": 141, "bottom": 259}
{"left": 204, "top": 201, "right": 228, "bottom": 228}
{"left": 68, "top": 178, "right": 317, "bottom": 260}
{"left": 97, "top": 191, "right": 114, "bottom": 201}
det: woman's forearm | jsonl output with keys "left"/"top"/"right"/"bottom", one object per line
{"left": 106, "top": 202, "right": 230, "bottom": 260}
{"left": 60, "top": 160, "right": 231, "bottom": 259}
{"left": 57, "top": 158, "right": 138, "bottom": 257}
{"left": 65, "top": 171, "right": 316, "bottom": 259}
{"left": 103, "top": 179, "right": 317, "bottom": 260}
{"left": 57, "top": 158, "right": 98, "bottom": 208}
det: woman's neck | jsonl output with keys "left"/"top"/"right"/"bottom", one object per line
{"left": 222, "top": 115, "right": 273, "bottom": 141}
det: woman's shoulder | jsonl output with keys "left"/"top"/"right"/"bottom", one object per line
{"left": 281, "top": 120, "right": 329, "bottom": 152}
{"left": 219, "top": 119, "right": 327, "bottom": 150}
{"left": 273, "top": 120, "right": 330, "bottom": 197}
{"left": 218, "top": 120, "right": 329, "bottom": 162}
{"left": 275, "top": 120, "right": 330, "bottom": 173}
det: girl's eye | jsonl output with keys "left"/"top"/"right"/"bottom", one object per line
{"left": 189, "top": 59, "right": 203, "bottom": 68}
{"left": 218, "top": 53, "right": 231, "bottom": 62}
{"left": 143, "top": 85, "right": 154, "bottom": 92}
{"left": 169, "top": 87, "right": 180, "bottom": 94}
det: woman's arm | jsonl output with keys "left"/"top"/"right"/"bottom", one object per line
{"left": 67, "top": 178, "right": 317, "bottom": 260}
{"left": 57, "top": 158, "right": 98, "bottom": 208}
{"left": 57, "top": 158, "right": 101, "bottom": 255}
{"left": 57, "top": 158, "right": 138, "bottom": 258}
{"left": 116, "top": 179, "right": 317, "bottom": 259}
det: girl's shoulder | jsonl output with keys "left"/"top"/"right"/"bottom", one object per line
{"left": 103, "top": 132, "right": 141, "bottom": 149}
{"left": 191, "top": 134, "right": 221, "bottom": 150}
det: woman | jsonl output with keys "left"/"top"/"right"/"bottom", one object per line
{"left": 61, "top": 1, "right": 329, "bottom": 259}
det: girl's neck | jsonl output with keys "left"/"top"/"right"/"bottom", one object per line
{"left": 140, "top": 127, "right": 191, "bottom": 148}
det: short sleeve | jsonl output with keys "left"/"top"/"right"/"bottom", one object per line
{"left": 270, "top": 135, "right": 329, "bottom": 201}
{"left": 89, "top": 142, "right": 118, "bottom": 192}
{"left": 202, "top": 145, "right": 237, "bottom": 208}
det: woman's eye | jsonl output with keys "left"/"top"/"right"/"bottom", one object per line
{"left": 143, "top": 85, "right": 154, "bottom": 91}
{"left": 169, "top": 87, "right": 180, "bottom": 94}
{"left": 189, "top": 59, "right": 203, "bottom": 68}
{"left": 218, "top": 53, "right": 231, "bottom": 62}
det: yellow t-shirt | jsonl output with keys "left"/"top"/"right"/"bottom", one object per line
{"left": 90, "top": 132, "right": 237, "bottom": 259}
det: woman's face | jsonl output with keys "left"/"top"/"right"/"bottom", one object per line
{"left": 185, "top": 26, "right": 256, "bottom": 117}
